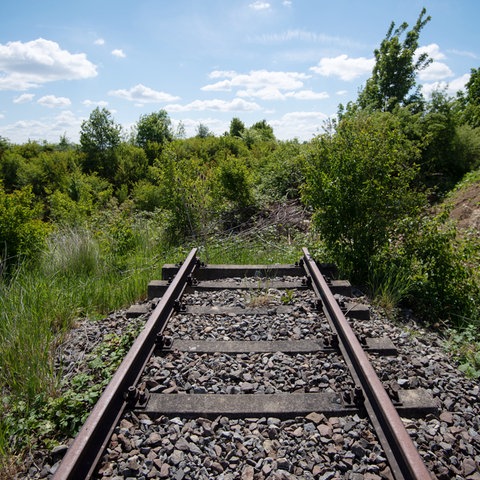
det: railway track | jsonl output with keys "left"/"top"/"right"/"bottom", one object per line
{"left": 53, "top": 248, "right": 437, "bottom": 479}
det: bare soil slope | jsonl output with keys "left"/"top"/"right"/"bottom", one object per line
{"left": 447, "top": 175, "right": 480, "bottom": 236}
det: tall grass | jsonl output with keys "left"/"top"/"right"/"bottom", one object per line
{"left": 367, "top": 261, "right": 413, "bottom": 316}
{"left": 0, "top": 222, "right": 166, "bottom": 468}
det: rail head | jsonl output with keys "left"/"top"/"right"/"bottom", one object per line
{"left": 301, "top": 248, "right": 432, "bottom": 480}
{"left": 53, "top": 248, "right": 199, "bottom": 480}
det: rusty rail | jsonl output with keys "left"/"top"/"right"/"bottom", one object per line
{"left": 53, "top": 248, "right": 432, "bottom": 480}
{"left": 53, "top": 248, "right": 199, "bottom": 480}
{"left": 301, "top": 248, "right": 431, "bottom": 480}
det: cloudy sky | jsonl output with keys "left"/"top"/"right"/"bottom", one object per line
{"left": 0, "top": 0, "right": 478, "bottom": 143}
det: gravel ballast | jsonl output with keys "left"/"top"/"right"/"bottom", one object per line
{"left": 18, "top": 278, "right": 480, "bottom": 479}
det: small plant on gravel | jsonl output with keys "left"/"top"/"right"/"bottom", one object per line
{"left": 445, "top": 324, "right": 480, "bottom": 378}
{"left": 281, "top": 289, "right": 295, "bottom": 305}
{"left": 1, "top": 318, "right": 144, "bottom": 466}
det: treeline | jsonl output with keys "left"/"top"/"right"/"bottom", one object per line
{"left": 0, "top": 109, "right": 305, "bottom": 266}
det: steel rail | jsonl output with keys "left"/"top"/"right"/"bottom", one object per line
{"left": 53, "top": 248, "right": 199, "bottom": 480}
{"left": 301, "top": 248, "right": 431, "bottom": 480}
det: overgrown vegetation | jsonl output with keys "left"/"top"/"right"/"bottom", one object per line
{"left": 1, "top": 7, "right": 480, "bottom": 474}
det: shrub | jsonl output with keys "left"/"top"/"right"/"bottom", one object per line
{"left": 0, "top": 186, "right": 51, "bottom": 270}
{"left": 302, "top": 112, "right": 425, "bottom": 281}
{"left": 403, "top": 213, "right": 480, "bottom": 327}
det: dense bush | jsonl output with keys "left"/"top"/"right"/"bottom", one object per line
{"left": 0, "top": 186, "right": 51, "bottom": 270}
{"left": 302, "top": 112, "right": 426, "bottom": 281}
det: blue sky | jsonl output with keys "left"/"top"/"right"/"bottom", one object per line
{"left": 0, "top": 0, "right": 478, "bottom": 143}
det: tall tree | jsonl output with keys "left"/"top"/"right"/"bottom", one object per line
{"left": 229, "top": 117, "right": 245, "bottom": 137}
{"left": 462, "top": 67, "right": 480, "bottom": 127}
{"left": 358, "top": 8, "right": 432, "bottom": 112}
{"left": 250, "top": 120, "right": 275, "bottom": 141}
{"left": 80, "top": 107, "right": 122, "bottom": 180}
{"left": 196, "top": 123, "right": 213, "bottom": 138}
{"left": 135, "top": 110, "right": 173, "bottom": 162}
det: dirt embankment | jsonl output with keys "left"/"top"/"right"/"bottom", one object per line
{"left": 447, "top": 179, "right": 480, "bottom": 236}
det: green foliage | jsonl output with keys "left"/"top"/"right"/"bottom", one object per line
{"left": 445, "top": 325, "right": 480, "bottom": 378}
{"left": 0, "top": 150, "right": 24, "bottom": 192}
{"left": 302, "top": 111, "right": 425, "bottom": 281}
{"left": 135, "top": 110, "right": 173, "bottom": 162}
{"left": 132, "top": 179, "right": 163, "bottom": 212}
{"left": 466, "top": 67, "right": 480, "bottom": 106}
{"left": 196, "top": 123, "right": 213, "bottom": 138}
{"left": 0, "top": 186, "right": 51, "bottom": 269}
{"left": 460, "top": 68, "right": 480, "bottom": 128}
{"left": 211, "top": 153, "right": 256, "bottom": 228}
{"left": 358, "top": 8, "right": 431, "bottom": 112}
{"left": 368, "top": 255, "right": 413, "bottom": 315}
{"left": 257, "top": 140, "right": 305, "bottom": 200}
{"left": 114, "top": 142, "right": 148, "bottom": 188}
{"left": 150, "top": 147, "right": 202, "bottom": 243}
{"left": 80, "top": 107, "right": 122, "bottom": 180}
{"left": 48, "top": 171, "right": 113, "bottom": 225}
{"left": 369, "top": 209, "right": 479, "bottom": 326}
{"left": 250, "top": 120, "right": 275, "bottom": 142}
{"left": 1, "top": 319, "right": 143, "bottom": 453}
{"left": 41, "top": 228, "right": 101, "bottom": 278}
{"left": 401, "top": 213, "right": 480, "bottom": 326}
{"left": 452, "top": 124, "right": 480, "bottom": 173}
{"left": 229, "top": 117, "right": 245, "bottom": 137}
{"left": 241, "top": 120, "right": 276, "bottom": 148}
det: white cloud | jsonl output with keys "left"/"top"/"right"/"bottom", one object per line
{"left": 249, "top": 1, "right": 271, "bottom": 10}
{"left": 417, "top": 43, "right": 446, "bottom": 61}
{"left": 14, "top": 93, "right": 35, "bottom": 103}
{"left": 108, "top": 84, "right": 180, "bottom": 104}
{"left": 271, "top": 111, "right": 329, "bottom": 140}
{"left": 0, "top": 110, "right": 83, "bottom": 143}
{"left": 283, "top": 0, "right": 292, "bottom": 6}
{"left": 238, "top": 87, "right": 287, "bottom": 100}
{"left": 236, "top": 87, "right": 329, "bottom": 101}
{"left": 310, "top": 54, "right": 374, "bottom": 81}
{"left": 37, "top": 95, "right": 71, "bottom": 108}
{"left": 111, "top": 48, "right": 126, "bottom": 58}
{"left": 202, "top": 69, "right": 310, "bottom": 95}
{"left": 421, "top": 73, "right": 470, "bottom": 97}
{"left": 94, "top": 38, "right": 105, "bottom": 46}
{"left": 0, "top": 38, "right": 97, "bottom": 90}
{"left": 83, "top": 99, "right": 109, "bottom": 107}
{"left": 286, "top": 90, "right": 329, "bottom": 100}
{"left": 166, "top": 98, "right": 261, "bottom": 112}
{"left": 419, "top": 62, "right": 453, "bottom": 81}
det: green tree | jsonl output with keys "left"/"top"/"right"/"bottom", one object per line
{"left": 196, "top": 123, "right": 213, "bottom": 138}
{"left": 302, "top": 112, "right": 425, "bottom": 281}
{"left": 229, "top": 117, "right": 245, "bottom": 137}
{"left": 250, "top": 120, "right": 275, "bottom": 141}
{"left": 358, "top": 8, "right": 432, "bottom": 112}
{"left": 460, "top": 67, "right": 480, "bottom": 128}
{"left": 80, "top": 108, "right": 122, "bottom": 180}
{"left": 135, "top": 110, "right": 173, "bottom": 162}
